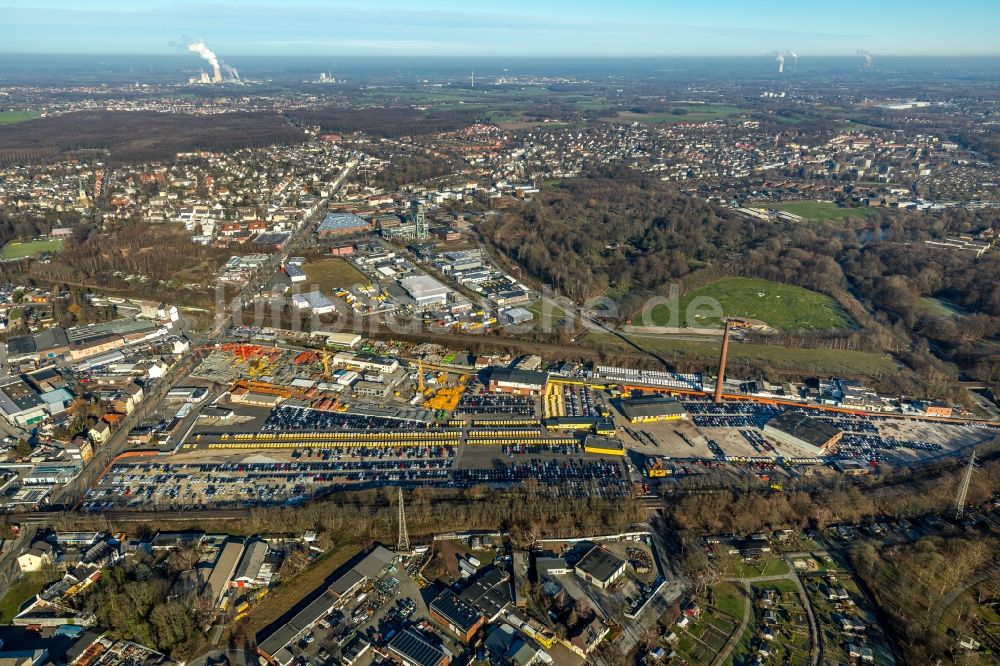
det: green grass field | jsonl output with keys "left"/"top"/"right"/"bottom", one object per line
{"left": 643, "top": 278, "right": 854, "bottom": 330}
{"left": 917, "top": 296, "right": 965, "bottom": 318}
{"left": 0, "top": 572, "right": 59, "bottom": 623}
{"left": 724, "top": 555, "right": 791, "bottom": 579}
{"left": 0, "top": 111, "right": 41, "bottom": 125}
{"left": 0, "top": 238, "right": 63, "bottom": 259}
{"left": 301, "top": 258, "right": 369, "bottom": 292}
{"left": 584, "top": 330, "right": 898, "bottom": 376}
{"left": 611, "top": 105, "right": 742, "bottom": 124}
{"left": 711, "top": 582, "right": 748, "bottom": 619}
{"left": 771, "top": 200, "right": 878, "bottom": 221}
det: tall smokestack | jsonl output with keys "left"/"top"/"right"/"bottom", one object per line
{"left": 714, "top": 321, "right": 731, "bottom": 403}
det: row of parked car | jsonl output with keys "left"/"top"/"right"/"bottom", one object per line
{"left": 263, "top": 406, "right": 428, "bottom": 432}
{"left": 456, "top": 393, "right": 536, "bottom": 416}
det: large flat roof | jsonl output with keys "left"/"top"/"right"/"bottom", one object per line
{"left": 575, "top": 546, "right": 625, "bottom": 583}
{"left": 488, "top": 367, "right": 549, "bottom": 388}
{"left": 388, "top": 629, "right": 445, "bottom": 666}
{"left": 764, "top": 411, "right": 842, "bottom": 448}
{"left": 620, "top": 395, "right": 686, "bottom": 419}
{"left": 318, "top": 212, "right": 369, "bottom": 231}
{"left": 352, "top": 544, "right": 395, "bottom": 579}
{"left": 430, "top": 590, "right": 483, "bottom": 634}
{"left": 399, "top": 274, "right": 450, "bottom": 300}
{"left": 234, "top": 539, "right": 268, "bottom": 581}
{"left": 66, "top": 319, "right": 156, "bottom": 344}
{"left": 258, "top": 589, "right": 338, "bottom": 657}
{"left": 205, "top": 539, "right": 245, "bottom": 603}
{"left": 0, "top": 377, "right": 44, "bottom": 416}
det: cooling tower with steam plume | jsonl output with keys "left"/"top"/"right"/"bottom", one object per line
{"left": 182, "top": 38, "right": 239, "bottom": 83}
{"left": 788, "top": 51, "right": 798, "bottom": 71}
{"left": 857, "top": 49, "right": 873, "bottom": 69}
{"left": 769, "top": 51, "right": 786, "bottom": 73}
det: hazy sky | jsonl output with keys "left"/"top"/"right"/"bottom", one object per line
{"left": 2, "top": 0, "right": 997, "bottom": 57}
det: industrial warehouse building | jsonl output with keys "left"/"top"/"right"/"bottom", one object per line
{"left": 317, "top": 212, "right": 370, "bottom": 237}
{"left": 575, "top": 546, "right": 626, "bottom": 590}
{"left": 283, "top": 263, "right": 307, "bottom": 283}
{"left": 487, "top": 368, "right": 549, "bottom": 396}
{"left": 429, "top": 590, "right": 485, "bottom": 643}
{"left": 500, "top": 307, "right": 533, "bottom": 325}
{"left": 583, "top": 434, "right": 625, "bottom": 456}
{"left": 388, "top": 628, "right": 449, "bottom": 666}
{"left": 257, "top": 545, "right": 396, "bottom": 666}
{"left": 204, "top": 538, "right": 245, "bottom": 608}
{"left": 399, "top": 274, "right": 451, "bottom": 308}
{"left": 308, "top": 331, "right": 361, "bottom": 349}
{"left": 0, "top": 376, "right": 48, "bottom": 427}
{"left": 618, "top": 395, "right": 687, "bottom": 423}
{"left": 290, "top": 291, "right": 337, "bottom": 315}
{"left": 762, "top": 411, "right": 844, "bottom": 456}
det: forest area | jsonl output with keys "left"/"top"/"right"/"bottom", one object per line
{"left": 0, "top": 222, "right": 232, "bottom": 309}
{"left": 482, "top": 170, "right": 1000, "bottom": 388}
{"left": 0, "top": 111, "right": 305, "bottom": 165}
{"left": 286, "top": 106, "right": 483, "bottom": 138}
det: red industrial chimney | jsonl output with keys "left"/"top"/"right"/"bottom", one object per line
{"left": 713, "top": 321, "right": 731, "bottom": 403}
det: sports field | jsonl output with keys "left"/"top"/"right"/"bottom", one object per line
{"left": 0, "top": 111, "right": 41, "bottom": 125}
{"left": 771, "top": 200, "right": 878, "bottom": 221}
{"left": 643, "top": 278, "right": 854, "bottom": 330}
{"left": 0, "top": 238, "right": 63, "bottom": 259}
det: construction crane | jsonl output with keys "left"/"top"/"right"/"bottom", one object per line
{"left": 320, "top": 351, "right": 332, "bottom": 380}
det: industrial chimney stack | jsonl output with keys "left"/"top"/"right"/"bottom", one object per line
{"left": 713, "top": 321, "right": 731, "bottom": 403}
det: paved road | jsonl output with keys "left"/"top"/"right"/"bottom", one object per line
{"left": 48, "top": 161, "right": 357, "bottom": 507}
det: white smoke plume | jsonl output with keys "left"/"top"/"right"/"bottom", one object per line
{"left": 179, "top": 38, "right": 236, "bottom": 82}
{"left": 857, "top": 49, "right": 873, "bottom": 68}
{"left": 769, "top": 51, "right": 786, "bottom": 73}
{"left": 186, "top": 40, "right": 218, "bottom": 71}
{"left": 788, "top": 51, "right": 798, "bottom": 71}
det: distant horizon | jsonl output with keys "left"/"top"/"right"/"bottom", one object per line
{"left": 4, "top": 53, "right": 1000, "bottom": 59}
{"left": 3, "top": 1, "right": 998, "bottom": 58}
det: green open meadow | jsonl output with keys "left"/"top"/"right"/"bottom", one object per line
{"left": 301, "top": 258, "right": 369, "bottom": 292}
{"left": 642, "top": 278, "right": 854, "bottom": 330}
{"left": 0, "top": 111, "right": 41, "bottom": 125}
{"left": 0, "top": 238, "right": 63, "bottom": 259}
{"left": 771, "top": 200, "right": 878, "bottom": 221}
{"left": 610, "top": 105, "right": 742, "bottom": 124}
{"left": 584, "top": 330, "right": 897, "bottom": 376}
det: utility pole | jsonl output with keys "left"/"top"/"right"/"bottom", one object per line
{"left": 954, "top": 449, "right": 977, "bottom": 519}
{"left": 396, "top": 487, "right": 410, "bottom": 554}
